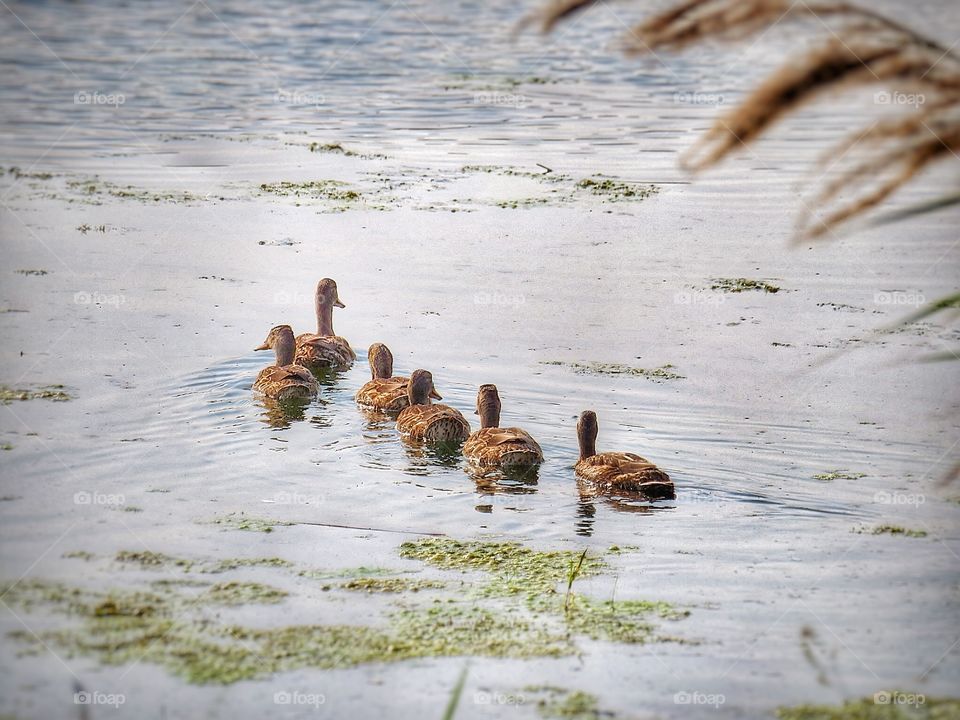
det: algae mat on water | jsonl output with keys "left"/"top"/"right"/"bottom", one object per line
{"left": 2, "top": 538, "right": 689, "bottom": 684}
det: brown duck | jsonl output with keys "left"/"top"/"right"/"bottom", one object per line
{"left": 395, "top": 369, "right": 470, "bottom": 443}
{"left": 463, "top": 384, "right": 543, "bottom": 468}
{"left": 574, "top": 411, "right": 674, "bottom": 499}
{"left": 355, "top": 343, "right": 418, "bottom": 412}
{"left": 253, "top": 325, "right": 319, "bottom": 400}
{"left": 294, "top": 278, "right": 356, "bottom": 370}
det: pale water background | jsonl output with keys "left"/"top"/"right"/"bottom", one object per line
{"left": 0, "top": 0, "right": 958, "bottom": 718}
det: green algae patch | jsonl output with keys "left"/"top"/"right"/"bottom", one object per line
{"left": 203, "top": 582, "right": 287, "bottom": 606}
{"left": 4, "top": 538, "right": 689, "bottom": 684}
{"left": 399, "top": 538, "right": 606, "bottom": 600}
{"left": 776, "top": 693, "right": 956, "bottom": 719}
{"left": 541, "top": 361, "right": 684, "bottom": 382}
{"left": 856, "top": 525, "right": 928, "bottom": 538}
{"left": 560, "top": 596, "right": 689, "bottom": 644}
{"left": 206, "top": 557, "right": 293, "bottom": 573}
{"left": 710, "top": 277, "right": 781, "bottom": 294}
{"left": 813, "top": 470, "right": 867, "bottom": 481}
{"left": 207, "top": 513, "right": 293, "bottom": 533}
{"left": 115, "top": 550, "right": 195, "bottom": 571}
{"left": 576, "top": 177, "right": 658, "bottom": 201}
{"left": 0, "top": 384, "right": 72, "bottom": 404}
{"left": 63, "top": 551, "right": 95, "bottom": 561}
{"left": 341, "top": 577, "right": 445, "bottom": 593}
{"left": 257, "top": 180, "right": 361, "bottom": 206}
{"left": 306, "top": 142, "right": 386, "bottom": 159}
{"left": 533, "top": 688, "right": 606, "bottom": 720}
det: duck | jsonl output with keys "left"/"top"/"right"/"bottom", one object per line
{"left": 253, "top": 325, "right": 319, "bottom": 400}
{"left": 294, "top": 278, "right": 356, "bottom": 371}
{"left": 355, "top": 343, "right": 415, "bottom": 412}
{"left": 574, "top": 410, "right": 674, "bottom": 499}
{"left": 463, "top": 384, "right": 543, "bottom": 469}
{"left": 395, "top": 369, "right": 470, "bottom": 443}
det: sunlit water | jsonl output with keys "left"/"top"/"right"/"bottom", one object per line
{"left": 1, "top": 0, "right": 958, "bottom": 718}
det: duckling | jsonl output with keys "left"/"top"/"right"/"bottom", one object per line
{"left": 463, "top": 384, "right": 543, "bottom": 469}
{"left": 295, "top": 278, "right": 356, "bottom": 370}
{"left": 253, "top": 325, "right": 319, "bottom": 400}
{"left": 395, "top": 369, "right": 470, "bottom": 443}
{"left": 574, "top": 410, "right": 674, "bottom": 499}
{"left": 355, "top": 343, "right": 415, "bottom": 412}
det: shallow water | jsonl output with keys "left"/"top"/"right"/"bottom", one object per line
{"left": 1, "top": 0, "right": 959, "bottom": 718}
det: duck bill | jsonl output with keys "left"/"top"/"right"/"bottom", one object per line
{"left": 334, "top": 297, "right": 346, "bottom": 308}
{"left": 429, "top": 389, "right": 442, "bottom": 400}
{"left": 254, "top": 342, "right": 270, "bottom": 351}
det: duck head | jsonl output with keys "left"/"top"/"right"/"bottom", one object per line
{"left": 368, "top": 343, "right": 394, "bottom": 380}
{"left": 255, "top": 324, "right": 296, "bottom": 366}
{"left": 315, "top": 278, "right": 345, "bottom": 335}
{"left": 407, "top": 369, "right": 444, "bottom": 406}
{"left": 577, "top": 410, "right": 599, "bottom": 460}
{"left": 475, "top": 384, "right": 501, "bottom": 429}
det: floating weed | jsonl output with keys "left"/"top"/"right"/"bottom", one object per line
{"left": 856, "top": 525, "right": 928, "bottom": 538}
{"left": 257, "top": 180, "right": 361, "bottom": 205}
{"left": 1, "top": 443, "right": 12, "bottom": 451}
{"left": 530, "top": 688, "right": 606, "bottom": 720}
{"left": 0, "top": 384, "right": 72, "bottom": 404}
{"left": 203, "top": 582, "right": 287, "bottom": 606}
{"left": 206, "top": 557, "right": 293, "bottom": 573}
{"left": 340, "top": 577, "right": 445, "bottom": 593}
{"left": 776, "top": 693, "right": 957, "bottom": 719}
{"left": 62, "top": 551, "right": 95, "bottom": 561}
{"left": 207, "top": 513, "right": 293, "bottom": 533}
{"left": 813, "top": 470, "right": 867, "bottom": 481}
{"left": 64, "top": 178, "right": 207, "bottom": 204}
{"left": 541, "top": 361, "right": 684, "bottom": 382}
{"left": 306, "top": 142, "right": 386, "bottom": 159}
{"left": 398, "top": 538, "right": 606, "bottom": 600}
{"left": 14, "top": 269, "right": 48, "bottom": 276}
{"left": 576, "top": 177, "right": 658, "bottom": 201}
{"left": 4, "top": 538, "right": 687, "bottom": 683}
{"left": 710, "top": 278, "right": 781, "bottom": 294}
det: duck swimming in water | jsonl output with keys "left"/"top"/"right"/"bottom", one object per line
{"left": 253, "top": 325, "right": 319, "bottom": 401}
{"left": 294, "top": 278, "right": 355, "bottom": 371}
{"left": 355, "top": 343, "right": 417, "bottom": 412}
{"left": 395, "top": 369, "right": 470, "bottom": 443}
{"left": 574, "top": 410, "right": 674, "bottom": 499}
{"left": 463, "top": 384, "right": 543, "bottom": 469}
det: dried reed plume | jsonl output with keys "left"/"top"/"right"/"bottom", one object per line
{"left": 527, "top": 0, "right": 960, "bottom": 241}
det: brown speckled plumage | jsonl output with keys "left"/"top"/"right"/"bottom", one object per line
{"left": 355, "top": 343, "right": 413, "bottom": 412}
{"left": 253, "top": 325, "right": 319, "bottom": 400}
{"left": 294, "top": 279, "right": 355, "bottom": 371}
{"left": 463, "top": 384, "right": 543, "bottom": 467}
{"left": 395, "top": 369, "right": 470, "bottom": 443}
{"left": 574, "top": 410, "right": 673, "bottom": 499}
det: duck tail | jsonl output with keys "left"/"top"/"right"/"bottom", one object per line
{"left": 424, "top": 417, "right": 469, "bottom": 443}
{"left": 498, "top": 449, "right": 542, "bottom": 467}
